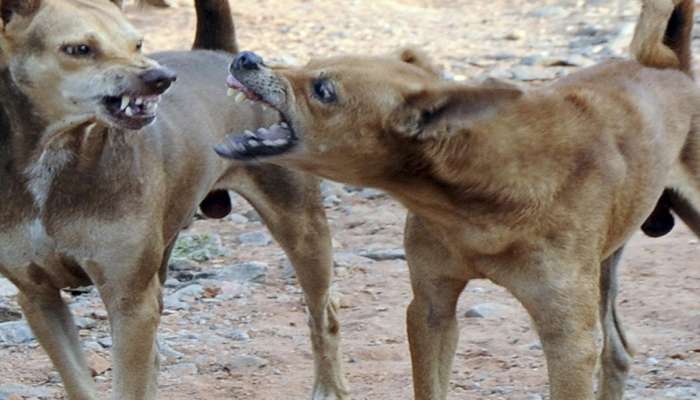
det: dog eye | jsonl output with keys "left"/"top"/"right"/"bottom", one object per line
{"left": 312, "top": 79, "right": 337, "bottom": 104}
{"left": 62, "top": 44, "right": 93, "bottom": 58}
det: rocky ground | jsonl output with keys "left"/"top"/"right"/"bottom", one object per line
{"left": 1, "top": 0, "right": 699, "bottom": 399}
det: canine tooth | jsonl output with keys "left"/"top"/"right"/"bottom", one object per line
{"left": 272, "top": 139, "right": 288, "bottom": 146}
{"left": 125, "top": 107, "right": 135, "bottom": 117}
{"left": 244, "top": 130, "right": 256, "bottom": 138}
{"left": 135, "top": 97, "right": 144, "bottom": 105}
{"left": 280, "top": 122, "right": 289, "bottom": 128}
{"left": 120, "top": 96, "right": 130, "bottom": 111}
{"left": 248, "top": 140, "right": 260, "bottom": 147}
{"left": 227, "top": 88, "right": 237, "bottom": 97}
{"left": 235, "top": 92, "right": 246, "bottom": 103}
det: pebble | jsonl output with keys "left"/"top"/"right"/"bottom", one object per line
{"left": 225, "top": 355, "right": 269, "bottom": 370}
{"left": 0, "top": 279, "right": 17, "bottom": 297}
{"left": 167, "top": 362, "right": 199, "bottom": 377}
{"left": 0, "top": 384, "right": 50, "bottom": 399}
{"left": 223, "top": 328, "right": 251, "bottom": 341}
{"left": 464, "top": 303, "right": 512, "bottom": 319}
{"left": 358, "top": 248, "right": 406, "bottom": 261}
{"left": 173, "top": 233, "right": 228, "bottom": 262}
{"left": 0, "top": 320, "right": 35, "bottom": 345}
{"left": 219, "top": 262, "right": 268, "bottom": 284}
{"left": 334, "top": 252, "right": 376, "bottom": 269}
{"left": 238, "top": 231, "right": 273, "bottom": 247}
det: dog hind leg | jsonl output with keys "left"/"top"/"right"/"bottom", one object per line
{"left": 226, "top": 165, "right": 349, "bottom": 399}
{"left": 504, "top": 258, "right": 599, "bottom": 400}
{"left": 17, "top": 285, "right": 98, "bottom": 400}
{"left": 597, "top": 246, "right": 633, "bottom": 400}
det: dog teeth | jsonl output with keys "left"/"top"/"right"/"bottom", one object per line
{"left": 247, "top": 140, "right": 260, "bottom": 147}
{"left": 244, "top": 130, "right": 257, "bottom": 138}
{"left": 235, "top": 92, "right": 246, "bottom": 103}
{"left": 227, "top": 88, "right": 237, "bottom": 97}
{"left": 135, "top": 97, "right": 144, "bottom": 106}
{"left": 271, "top": 139, "right": 288, "bottom": 146}
{"left": 120, "top": 96, "right": 130, "bottom": 111}
{"left": 125, "top": 106, "right": 135, "bottom": 117}
{"left": 280, "top": 122, "right": 289, "bottom": 128}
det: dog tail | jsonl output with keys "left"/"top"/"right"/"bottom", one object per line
{"left": 192, "top": 0, "right": 238, "bottom": 54}
{"left": 631, "top": 0, "right": 695, "bottom": 75}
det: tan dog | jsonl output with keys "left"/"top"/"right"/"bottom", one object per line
{"left": 0, "top": 0, "right": 348, "bottom": 399}
{"left": 215, "top": 0, "right": 699, "bottom": 399}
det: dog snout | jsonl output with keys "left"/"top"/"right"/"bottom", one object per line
{"left": 232, "top": 51, "right": 263, "bottom": 73}
{"left": 139, "top": 67, "right": 177, "bottom": 94}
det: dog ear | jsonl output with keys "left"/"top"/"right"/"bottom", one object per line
{"left": 389, "top": 84, "right": 522, "bottom": 140}
{"left": 1, "top": 0, "right": 42, "bottom": 29}
{"left": 396, "top": 47, "right": 442, "bottom": 77}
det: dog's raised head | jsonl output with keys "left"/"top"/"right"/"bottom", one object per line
{"left": 0, "top": 0, "right": 175, "bottom": 131}
{"left": 215, "top": 48, "right": 521, "bottom": 188}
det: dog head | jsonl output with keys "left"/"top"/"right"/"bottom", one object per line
{"left": 0, "top": 0, "right": 176, "bottom": 131}
{"left": 215, "top": 48, "right": 522, "bottom": 187}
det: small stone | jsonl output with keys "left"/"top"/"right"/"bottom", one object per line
{"left": 357, "top": 188, "right": 386, "bottom": 200}
{"left": 225, "top": 355, "right": 269, "bottom": 370}
{"left": 228, "top": 213, "right": 249, "bottom": 224}
{"left": 324, "top": 195, "right": 342, "bottom": 207}
{"left": 358, "top": 248, "right": 406, "bottom": 261}
{"left": 87, "top": 351, "right": 111, "bottom": 376}
{"left": 0, "top": 320, "right": 35, "bottom": 345}
{"left": 169, "top": 258, "right": 197, "bottom": 272}
{"left": 167, "top": 362, "right": 198, "bottom": 377}
{"left": 333, "top": 252, "right": 375, "bottom": 269}
{"left": 238, "top": 231, "right": 273, "bottom": 247}
{"left": 158, "top": 338, "right": 184, "bottom": 362}
{"left": 243, "top": 209, "right": 262, "bottom": 223}
{"left": 464, "top": 303, "right": 511, "bottom": 319}
{"left": 0, "top": 306, "right": 22, "bottom": 323}
{"left": 98, "top": 337, "right": 112, "bottom": 349}
{"left": 75, "top": 317, "right": 97, "bottom": 330}
{"left": 224, "top": 328, "right": 250, "bottom": 341}
{"left": 219, "top": 262, "right": 268, "bottom": 284}
{"left": 528, "top": 6, "right": 567, "bottom": 18}
{"left": 0, "top": 384, "right": 51, "bottom": 399}
{"left": 173, "top": 233, "right": 228, "bottom": 262}
{"left": 0, "top": 279, "right": 18, "bottom": 297}
{"left": 510, "top": 66, "right": 557, "bottom": 81}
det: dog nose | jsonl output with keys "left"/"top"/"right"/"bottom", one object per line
{"left": 139, "top": 67, "right": 177, "bottom": 94}
{"left": 232, "top": 51, "right": 263, "bottom": 73}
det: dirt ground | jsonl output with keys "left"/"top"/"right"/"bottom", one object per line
{"left": 0, "top": 0, "right": 698, "bottom": 399}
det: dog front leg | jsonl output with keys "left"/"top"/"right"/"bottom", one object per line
{"left": 97, "top": 271, "right": 162, "bottom": 400}
{"left": 404, "top": 215, "right": 468, "bottom": 400}
{"left": 17, "top": 286, "right": 98, "bottom": 400}
{"left": 229, "top": 166, "right": 348, "bottom": 399}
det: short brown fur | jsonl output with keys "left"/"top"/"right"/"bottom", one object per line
{"left": 216, "top": 1, "right": 700, "bottom": 399}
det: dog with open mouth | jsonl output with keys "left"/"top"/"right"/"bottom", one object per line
{"left": 0, "top": 0, "right": 347, "bottom": 399}
{"left": 215, "top": 0, "right": 700, "bottom": 399}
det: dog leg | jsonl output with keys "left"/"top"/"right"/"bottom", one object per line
{"left": 97, "top": 271, "right": 162, "bottom": 400}
{"left": 597, "top": 247, "right": 633, "bottom": 400}
{"left": 404, "top": 215, "right": 468, "bottom": 400}
{"left": 505, "top": 259, "right": 599, "bottom": 400}
{"left": 227, "top": 165, "right": 348, "bottom": 399}
{"left": 17, "top": 286, "right": 98, "bottom": 400}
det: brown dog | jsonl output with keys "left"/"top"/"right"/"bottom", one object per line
{"left": 215, "top": 0, "right": 699, "bottom": 399}
{"left": 0, "top": 0, "right": 347, "bottom": 399}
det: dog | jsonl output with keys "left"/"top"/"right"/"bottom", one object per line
{"left": 214, "top": 0, "right": 699, "bottom": 398}
{"left": 0, "top": 0, "right": 348, "bottom": 399}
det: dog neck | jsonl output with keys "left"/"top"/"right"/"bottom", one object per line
{"left": 0, "top": 67, "right": 116, "bottom": 212}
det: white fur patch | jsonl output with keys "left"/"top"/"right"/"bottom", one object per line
{"left": 24, "top": 148, "right": 73, "bottom": 209}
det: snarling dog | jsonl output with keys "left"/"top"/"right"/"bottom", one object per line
{"left": 215, "top": 0, "right": 699, "bottom": 399}
{"left": 0, "top": 0, "right": 348, "bottom": 399}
